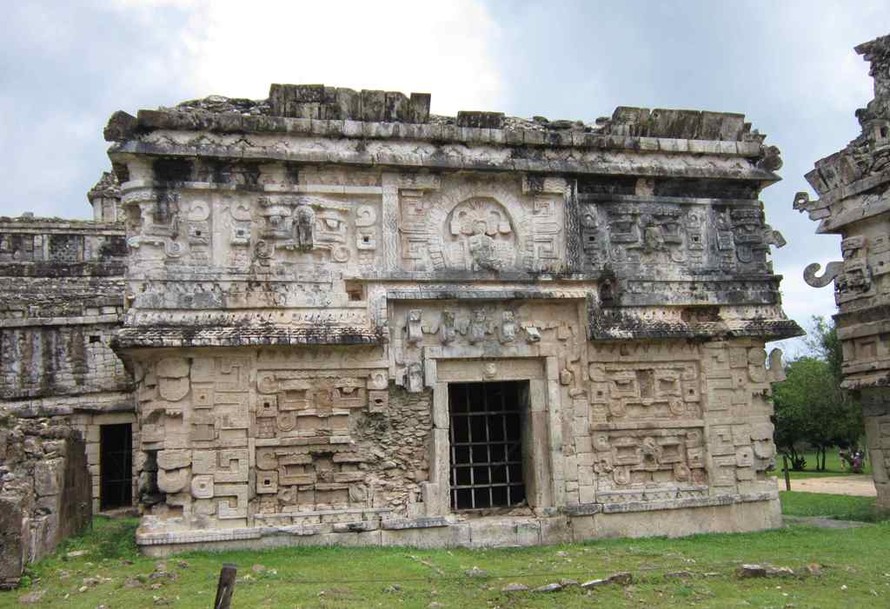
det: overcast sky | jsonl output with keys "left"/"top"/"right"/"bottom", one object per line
{"left": 2, "top": 0, "right": 887, "bottom": 354}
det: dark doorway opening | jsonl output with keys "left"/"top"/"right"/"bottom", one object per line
{"left": 100, "top": 423, "right": 133, "bottom": 510}
{"left": 449, "top": 381, "right": 528, "bottom": 511}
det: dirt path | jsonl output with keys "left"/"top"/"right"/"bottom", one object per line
{"left": 776, "top": 475, "right": 876, "bottom": 497}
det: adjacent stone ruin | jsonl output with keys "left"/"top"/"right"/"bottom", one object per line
{"left": 797, "top": 33, "right": 890, "bottom": 508}
{"left": 0, "top": 208, "right": 135, "bottom": 515}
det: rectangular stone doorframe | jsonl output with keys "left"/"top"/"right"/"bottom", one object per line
{"left": 421, "top": 351, "right": 564, "bottom": 517}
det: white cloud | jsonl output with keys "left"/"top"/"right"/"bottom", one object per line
{"left": 125, "top": 0, "right": 504, "bottom": 115}
{"left": 771, "top": 0, "right": 880, "bottom": 115}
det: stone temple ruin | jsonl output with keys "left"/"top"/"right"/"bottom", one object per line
{"left": 797, "top": 33, "right": 890, "bottom": 509}
{"left": 1, "top": 80, "right": 803, "bottom": 563}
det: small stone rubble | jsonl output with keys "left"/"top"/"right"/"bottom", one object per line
{"left": 736, "top": 564, "right": 797, "bottom": 578}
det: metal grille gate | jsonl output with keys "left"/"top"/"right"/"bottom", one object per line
{"left": 449, "top": 381, "right": 527, "bottom": 511}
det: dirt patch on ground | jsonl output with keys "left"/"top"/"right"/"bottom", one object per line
{"left": 776, "top": 475, "right": 876, "bottom": 497}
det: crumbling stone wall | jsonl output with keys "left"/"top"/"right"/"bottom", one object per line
{"left": 0, "top": 415, "right": 92, "bottom": 589}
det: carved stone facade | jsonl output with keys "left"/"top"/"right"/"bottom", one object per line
{"left": 99, "top": 84, "right": 800, "bottom": 553}
{"left": 798, "top": 33, "right": 890, "bottom": 508}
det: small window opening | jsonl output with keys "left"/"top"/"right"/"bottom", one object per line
{"left": 449, "top": 381, "right": 527, "bottom": 511}
{"left": 89, "top": 335, "right": 101, "bottom": 343}
{"left": 345, "top": 280, "right": 364, "bottom": 302}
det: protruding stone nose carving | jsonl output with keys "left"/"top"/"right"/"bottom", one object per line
{"left": 803, "top": 261, "right": 844, "bottom": 288}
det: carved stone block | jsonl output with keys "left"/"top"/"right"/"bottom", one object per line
{"left": 157, "top": 357, "right": 189, "bottom": 378}
{"left": 215, "top": 484, "right": 248, "bottom": 519}
{"left": 158, "top": 468, "right": 189, "bottom": 493}
{"left": 257, "top": 470, "right": 279, "bottom": 494}
{"left": 191, "top": 475, "right": 214, "bottom": 499}
{"left": 157, "top": 449, "right": 191, "bottom": 470}
{"left": 368, "top": 390, "right": 389, "bottom": 413}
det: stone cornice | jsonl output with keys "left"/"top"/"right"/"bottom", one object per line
{"left": 110, "top": 132, "right": 778, "bottom": 183}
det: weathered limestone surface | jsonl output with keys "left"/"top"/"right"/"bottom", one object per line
{"left": 797, "top": 34, "right": 890, "bottom": 508}
{"left": 0, "top": 416, "right": 92, "bottom": 588}
{"left": 102, "top": 83, "right": 800, "bottom": 552}
{"left": 0, "top": 212, "right": 135, "bottom": 513}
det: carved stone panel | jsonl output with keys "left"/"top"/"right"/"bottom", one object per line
{"left": 589, "top": 361, "right": 701, "bottom": 422}
{"left": 590, "top": 428, "right": 708, "bottom": 500}
{"left": 255, "top": 195, "right": 382, "bottom": 270}
{"left": 397, "top": 176, "right": 565, "bottom": 273}
{"left": 580, "top": 199, "right": 783, "bottom": 278}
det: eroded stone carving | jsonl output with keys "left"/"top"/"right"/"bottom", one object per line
{"left": 589, "top": 360, "right": 701, "bottom": 421}
{"left": 499, "top": 311, "right": 517, "bottom": 344}
{"left": 83, "top": 80, "right": 801, "bottom": 552}
{"left": 406, "top": 309, "right": 423, "bottom": 345}
{"left": 439, "top": 310, "right": 457, "bottom": 345}
{"left": 803, "top": 261, "right": 844, "bottom": 288}
{"left": 293, "top": 205, "right": 315, "bottom": 251}
{"left": 406, "top": 362, "right": 424, "bottom": 393}
{"left": 468, "top": 309, "right": 487, "bottom": 344}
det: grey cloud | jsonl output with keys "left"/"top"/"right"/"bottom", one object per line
{"left": 0, "top": 1, "right": 194, "bottom": 219}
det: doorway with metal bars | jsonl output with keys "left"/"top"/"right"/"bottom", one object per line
{"left": 448, "top": 380, "right": 528, "bottom": 511}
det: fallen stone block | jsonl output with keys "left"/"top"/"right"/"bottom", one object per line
{"left": 737, "top": 564, "right": 768, "bottom": 578}
{"left": 533, "top": 582, "right": 563, "bottom": 592}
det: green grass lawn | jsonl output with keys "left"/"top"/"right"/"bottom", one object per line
{"left": 3, "top": 499, "right": 890, "bottom": 609}
{"left": 780, "top": 490, "right": 889, "bottom": 522}
{"left": 781, "top": 450, "right": 872, "bottom": 479}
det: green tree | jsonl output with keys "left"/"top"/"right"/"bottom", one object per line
{"left": 805, "top": 316, "right": 844, "bottom": 382}
{"left": 772, "top": 317, "right": 863, "bottom": 471}
{"left": 772, "top": 358, "right": 810, "bottom": 470}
